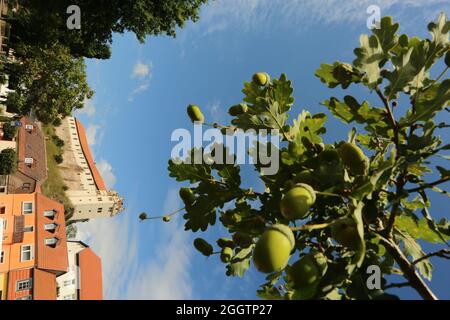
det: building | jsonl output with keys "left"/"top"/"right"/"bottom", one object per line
{"left": 0, "top": 192, "right": 68, "bottom": 300}
{"left": 0, "top": 117, "right": 47, "bottom": 195}
{"left": 55, "top": 117, "right": 123, "bottom": 222}
{"left": 56, "top": 241, "right": 103, "bottom": 300}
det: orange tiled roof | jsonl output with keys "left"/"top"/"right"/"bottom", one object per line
{"left": 74, "top": 119, "right": 107, "bottom": 191}
{"left": 36, "top": 193, "right": 68, "bottom": 275}
{"left": 78, "top": 247, "right": 103, "bottom": 300}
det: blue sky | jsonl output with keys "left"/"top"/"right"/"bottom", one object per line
{"left": 74, "top": 0, "right": 450, "bottom": 300}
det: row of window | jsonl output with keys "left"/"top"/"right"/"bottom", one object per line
{"left": 0, "top": 201, "right": 33, "bottom": 215}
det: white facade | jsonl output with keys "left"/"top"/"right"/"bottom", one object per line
{"left": 55, "top": 117, "right": 124, "bottom": 222}
{"left": 56, "top": 242, "right": 84, "bottom": 300}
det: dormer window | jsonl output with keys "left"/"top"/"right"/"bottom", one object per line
{"left": 43, "top": 210, "right": 56, "bottom": 218}
{"left": 44, "top": 223, "right": 58, "bottom": 232}
{"left": 24, "top": 158, "right": 34, "bottom": 165}
{"left": 25, "top": 124, "right": 33, "bottom": 132}
{"left": 45, "top": 237, "right": 59, "bottom": 247}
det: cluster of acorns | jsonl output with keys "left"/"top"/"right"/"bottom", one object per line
{"left": 186, "top": 72, "right": 369, "bottom": 295}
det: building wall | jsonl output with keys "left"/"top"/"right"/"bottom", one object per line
{"left": 0, "top": 193, "right": 36, "bottom": 274}
{"left": 56, "top": 241, "right": 84, "bottom": 300}
{"left": 55, "top": 117, "right": 99, "bottom": 191}
{"left": 7, "top": 268, "right": 33, "bottom": 300}
{"left": 0, "top": 272, "right": 7, "bottom": 299}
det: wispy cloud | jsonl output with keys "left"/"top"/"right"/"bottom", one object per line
{"left": 131, "top": 62, "right": 151, "bottom": 79}
{"left": 96, "top": 159, "right": 117, "bottom": 188}
{"left": 206, "top": 100, "right": 225, "bottom": 123}
{"left": 197, "top": 0, "right": 448, "bottom": 34}
{"left": 85, "top": 124, "right": 101, "bottom": 147}
{"left": 76, "top": 188, "right": 194, "bottom": 300}
{"left": 75, "top": 98, "right": 96, "bottom": 118}
{"left": 129, "top": 61, "right": 153, "bottom": 102}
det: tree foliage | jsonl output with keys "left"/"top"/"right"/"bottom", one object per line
{"left": 165, "top": 14, "right": 450, "bottom": 300}
{"left": 5, "top": 43, "right": 93, "bottom": 124}
{"left": 0, "top": 148, "right": 17, "bottom": 175}
{"left": 10, "top": 0, "right": 209, "bottom": 59}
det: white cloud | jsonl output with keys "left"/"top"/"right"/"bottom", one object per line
{"left": 76, "top": 188, "right": 194, "bottom": 300}
{"left": 197, "top": 0, "right": 448, "bottom": 34}
{"left": 129, "top": 61, "right": 153, "bottom": 101}
{"left": 206, "top": 100, "right": 224, "bottom": 123}
{"left": 85, "top": 124, "right": 100, "bottom": 147}
{"left": 131, "top": 62, "right": 151, "bottom": 79}
{"left": 96, "top": 159, "right": 117, "bottom": 189}
{"left": 75, "top": 98, "right": 96, "bottom": 118}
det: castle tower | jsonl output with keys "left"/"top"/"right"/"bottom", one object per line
{"left": 54, "top": 117, "right": 124, "bottom": 222}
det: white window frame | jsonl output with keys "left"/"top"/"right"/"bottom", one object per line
{"left": 16, "top": 279, "right": 33, "bottom": 291}
{"left": 44, "top": 223, "right": 57, "bottom": 231}
{"left": 0, "top": 250, "right": 4, "bottom": 264}
{"left": 22, "top": 202, "right": 33, "bottom": 215}
{"left": 43, "top": 210, "right": 56, "bottom": 218}
{"left": 20, "top": 245, "right": 34, "bottom": 262}
{"left": 45, "top": 237, "right": 58, "bottom": 246}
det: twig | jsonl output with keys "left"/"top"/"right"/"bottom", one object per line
{"left": 406, "top": 177, "right": 450, "bottom": 193}
{"left": 383, "top": 282, "right": 410, "bottom": 290}
{"left": 375, "top": 87, "right": 398, "bottom": 148}
{"left": 377, "top": 234, "right": 438, "bottom": 300}
{"left": 413, "top": 249, "right": 450, "bottom": 265}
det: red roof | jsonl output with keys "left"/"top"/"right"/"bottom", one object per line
{"left": 78, "top": 247, "right": 103, "bottom": 300}
{"left": 74, "top": 119, "right": 107, "bottom": 191}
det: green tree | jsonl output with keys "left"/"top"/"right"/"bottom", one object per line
{"left": 10, "top": 0, "right": 208, "bottom": 59}
{"left": 162, "top": 14, "right": 450, "bottom": 300}
{"left": 5, "top": 43, "right": 93, "bottom": 124}
{"left": 2, "top": 122, "right": 17, "bottom": 140}
{"left": 0, "top": 148, "right": 17, "bottom": 175}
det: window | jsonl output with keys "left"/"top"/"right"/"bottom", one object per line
{"left": 0, "top": 251, "right": 4, "bottom": 264}
{"left": 45, "top": 237, "right": 59, "bottom": 246}
{"left": 44, "top": 210, "right": 56, "bottom": 218}
{"left": 16, "top": 295, "right": 33, "bottom": 300}
{"left": 0, "top": 206, "right": 5, "bottom": 214}
{"left": 21, "top": 245, "right": 33, "bottom": 261}
{"left": 98, "top": 197, "right": 102, "bottom": 202}
{"left": 44, "top": 223, "right": 57, "bottom": 231}
{"left": 63, "top": 295, "right": 73, "bottom": 300}
{"left": 0, "top": 186, "right": 6, "bottom": 193}
{"left": 16, "top": 279, "right": 32, "bottom": 291}
{"left": 2, "top": 219, "right": 6, "bottom": 230}
{"left": 63, "top": 279, "right": 75, "bottom": 287}
{"left": 23, "top": 226, "right": 34, "bottom": 233}
{"left": 97, "top": 208, "right": 103, "bottom": 213}
{"left": 22, "top": 202, "right": 33, "bottom": 215}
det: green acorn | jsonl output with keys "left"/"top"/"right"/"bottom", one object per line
{"left": 162, "top": 216, "right": 171, "bottom": 222}
{"left": 187, "top": 104, "right": 204, "bottom": 123}
{"left": 179, "top": 187, "right": 196, "bottom": 206}
{"left": 253, "top": 224, "right": 295, "bottom": 273}
{"left": 193, "top": 238, "right": 214, "bottom": 257}
{"left": 280, "top": 183, "right": 316, "bottom": 220}
{"left": 252, "top": 72, "right": 270, "bottom": 86}
{"left": 228, "top": 103, "right": 249, "bottom": 116}
{"left": 337, "top": 142, "right": 369, "bottom": 176}
{"left": 288, "top": 252, "right": 328, "bottom": 289}
{"left": 220, "top": 247, "right": 233, "bottom": 263}
{"left": 330, "top": 217, "right": 360, "bottom": 249}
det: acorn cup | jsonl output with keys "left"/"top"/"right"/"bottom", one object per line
{"left": 228, "top": 103, "right": 248, "bottom": 116}
{"left": 253, "top": 224, "right": 295, "bottom": 274}
{"left": 187, "top": 104, "right": 204, "bottom": 123}
{"left": 280, "top": 183, "right": 316, "bottom": 220}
